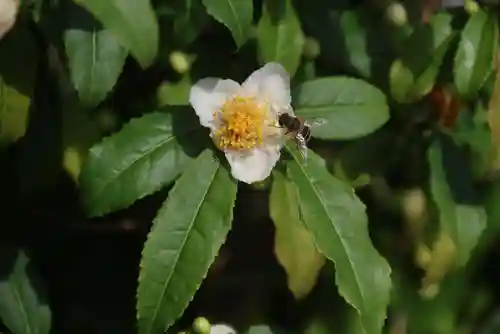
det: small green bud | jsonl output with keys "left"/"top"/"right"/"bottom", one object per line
{"left": 403, "top": 188, "right": 427, "bottom": 223}
{"left": 464, "top": 0, "right": 479, "bottom": 14}
{"left": 170, "top": 51, "right": 191, "bottom": 74}
{"left": 386, "top": 2, "right": 407, "bottom": 27}
{"left": 302, "top": 37, "right": 320, "bottom": 60}
{"left": 193, "top": 317, "right": 211, "bottom": 334}
{"left": 156, "top": 81, "right": 172, "bottom": 107}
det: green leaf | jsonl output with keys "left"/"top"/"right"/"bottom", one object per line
{"left": 244, "top": 325, "right": 277, "bottom": 334}
{"left": 171, "top": 0, "right": 209, "bottom": 46}
{"left": 292, "top": 77, "right": 389, "bottom": 140}
{"left": 156, "top": 76, "right": 191, "bottom": 107}
{"left": 287, "top": 146, "right": 391, "bottom": 334}
{"left": 73, "top": 0, "right": 159, "bottom": 69}
{"left": 333, "top": 9, "right": 396, "bottom": 83}
{"left": 80, "top": 108, "right": 206, "bottom": 217}
{"left": 64, "top": 2, "right": 128, "bottom": 108}
{"left": 137, "top": 149, "right": 237, "bottom": 334}
{"left": 335, "top": 10, "right": 371, "bottom": 78}
{"left": 256, "top": 0, "right": 304, "bottom": 76}
{"left": 450, "top": 102, "right": 492, "bottom": 178}
{"left": 270, "top": 171, "right": 325, "bottom": 300}
{"left": 427, "top": 132, "right": 487, "bottom": 267}
{"left": 201, "top": 0, "right": 253, "bottom": 48}
{"left": 0, "top": 23, "right": 37, "bottom": 146}
{"left": 0, "top": 248, "right": 51, "bottom": 334}
{"left": 390, "top": 13, "right": 455, "bottom": 103}
{"left": 454, "top": 9, "right": 499, "bottom": 100}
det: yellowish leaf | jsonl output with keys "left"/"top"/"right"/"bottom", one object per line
{"left": 0, "top": 23, "right": 37, "bottom": 146}
{"left": 270, "top": 171, "right": 325, "bottom": 300}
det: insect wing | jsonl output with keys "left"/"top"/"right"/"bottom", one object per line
{"left": 295, "top": 134, "right": 309, "bottom": 163}
{"left": 299, "top": 145, "right": 308, "bottom": 162}
{"left": 301, "top": 117, "right": 327, "bottom": 141}
{"left": 305, "top": 117, "right": 328, "bottom": 128}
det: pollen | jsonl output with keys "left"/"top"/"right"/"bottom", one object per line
{"left": 213, "top": 96, "right": 268, "bottom": 150}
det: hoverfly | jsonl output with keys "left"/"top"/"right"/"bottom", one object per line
{"left": 277, "top": 113, "right": 312, "bottom": 160}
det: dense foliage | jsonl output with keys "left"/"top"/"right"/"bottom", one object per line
{"left": 0, "top": 0, "right": 500, "bottom": 333}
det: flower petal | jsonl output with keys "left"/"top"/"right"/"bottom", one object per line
{"left": 225, "top": 145, "right": 281, "bottom": 184}
{"left": 210, "top": 324, "right": 236, "bottom": 334}
{"left": 189, "top": 78, "right": 241, "bottom": 129}
{"left": 242, "top": 62, "right": 291, "bottom": 108}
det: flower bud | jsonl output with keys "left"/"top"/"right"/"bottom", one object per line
{"left": 193, "top": 317, "right": 211, "bottom": 334}
{"left": 386, "top": 2, "right": 407, "bottom": 27}
{"left": 170, "top": 51, "right": 191, "bottom": 74}
{"left": 302, "top": 37, "right": 320, "bottom": 60}
{"left": 402, "top": 188, "right": 427, "bottom": 223}
{"left": 465, "top": 0, "right": 479, "bottom": 14}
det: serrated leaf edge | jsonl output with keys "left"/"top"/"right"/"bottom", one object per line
{"left": 285, "top": 145, "right": 390, "bottom": 334}
{"left": 81, "top": 112, "right": 202, "bottom": 217}
{"left": 136, "top": 156, "right": 237, "bottom": 333}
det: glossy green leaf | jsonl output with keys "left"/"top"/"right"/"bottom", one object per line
{"left": 0, "top": 248, "right": 51, "bottom": 334}
{"left": 137, "top": 149, "right": 237, "bottom": 334}
{"left": 171, "top": 0, "right": 209, "bottom": 46}
{"left": 333, "top": 9, "right": 396, "bottom": 83}
{"left": 454, "top": 9, "right": 498, "bottom": 100}
{"left": 292, "top": 77, "right": 389, "bottom": 140}
{"left": 270, "top": 171, "right": 325, "bottom": 300}
{"left": 336, "top": 10, "right": 371, "bottom": 78}
{"left": 201, "top": 0, "right": 253, "bottom": 48}
{"left": 390, "top": 13, "right": 455, "bottom": 103}
{"left": 73, "top": 0, "right": 159, "bottom": 69}
{"left": 0, "top": 23, "right": 37, "bottom": 146}
{"left": 256, "top": 0, "right": 304, "bottom": 76}
{"left": 64, "top": 2, "right": 128, "bottom": 108}
{"left": 287, "top": 146, "right": 391, "bottom": 334}
{"left": 428, "top": 132, "right": 487, "bottom": 267}
{"left": 80, "top": 108, "right": 206, "bottom": 217}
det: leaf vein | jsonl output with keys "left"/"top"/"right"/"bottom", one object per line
{"left": 287, "top": 146, "right": 365, "bottom": 310}
{"left": 144, "top": 160, "right": 220, "bottom": 333}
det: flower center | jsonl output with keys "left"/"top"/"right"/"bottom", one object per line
{"left": 213, "top": 96, "right": 269, "bottom": 150}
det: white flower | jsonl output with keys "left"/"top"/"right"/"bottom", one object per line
{"left": 189, "top": 62, "right": 293, "bottom": 184}
{"left": 210, "top": 324, "right": 237, "bottom": 334}
{"left": 0, "top": 0, "right": 18, "bottom": 40}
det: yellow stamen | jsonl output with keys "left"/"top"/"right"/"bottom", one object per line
{"left": 213, "top": 96, "right": 269, "bottom": 150}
